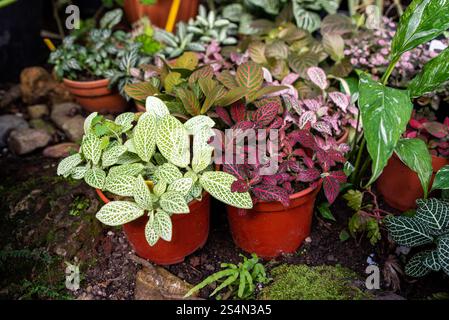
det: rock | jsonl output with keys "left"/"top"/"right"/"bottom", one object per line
{"left": 62, "top": 116, "right": 85, "bottom": 142}
{"left": 29, "top": 119, "right": 57, "bottom": 135}
{"left": 20, "top": 67, "right": 56, "bottom": 104}
{"left": 49, "top": 82, "right": 73, "bottom": 105}
{"left": 7, "top": 128, "right": 52, "bottom": 155}
{"left": 134, "top": 266, "right": 198, "bottom": 300}
{"left": 51, "top": 102, "right": 85, "bottom": 142}
{"left": 50, "top": 102, "right": 82, "bottom": 128}
{"left": 27, "top": 104, "right": 49, "bottom": 119}
{"left": 0, "top": 114, "right": 29, "bottom": 147}
{"left": 0, "top": 84, "right": 22, "bottom": 109}
{"left": 43, "top": 143, "right": 79, "bottom": 158}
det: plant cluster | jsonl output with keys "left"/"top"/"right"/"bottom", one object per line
{"left": 185, "top": 254, "right": 269, "bottom": 299}
{"left": 57, "top": 98, "right": 252, "bottom": 246}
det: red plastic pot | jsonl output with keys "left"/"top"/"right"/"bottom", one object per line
{"left": 377, "top": 154, "right": 449, "bottom": 211}
{"left": 63, "top": 78, "right": 128, "bottom": 114}
{"left": 226, "top": 181, "right": 322, "bottom": 259}
{"left": 123, "top": 0, "right": 199, "bottom": 28}
{"left": 96, "top": 189, "right": 210, "bottom": 265}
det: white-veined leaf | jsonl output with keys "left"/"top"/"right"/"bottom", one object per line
{"left": 105, "top": 174, "right": 136, "bottom": 197}
{"left": 155, "top": 210, "right": 172, "bottom": 242}
{"left": 146, "top": 96, "right": 169, "bottom": 119}
{"left": 102, "top": 145, "right": 127, "bottom": 167}
{"left": 154, "top": 162, "right": 183, "bottom": 184}
{"left": 84, "top": 167, "right": 106, "bottom": 189}
{"left": 96, "top": 201, "right": 144, "bottom": 226}
{"left": 160, "top": 191, "right": 190, "bottom": 214}
{"left": 82, "top": 133, "right": 102, "bottom": 165}
{"left": 167, "top": 178, "right": 193, "bottom": 196}
{"left": 156, "top": 115, "right": 190, "bottom": 168}
{"left": 57, "top": 153, "right": 83, "bottom": 177}
{"left": 134, "top": 175, "right": 153, "bottom": 210}
{"left": 133, "top": 112, "right": 157, "bottom": 162}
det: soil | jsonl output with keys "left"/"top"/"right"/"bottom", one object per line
{"left": 0, "top": 153, "right": 448, "bottom": 300}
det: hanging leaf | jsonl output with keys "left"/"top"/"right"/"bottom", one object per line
{"left": 358, "top": 73, "right": 413, "bottom": 186}
{"left": 432, "top": 165, "right": 449, "bottom": 191}
{"left": 154, "top": 211, "right": 172, "bottom": 242}
{"left": 394, "top": 138, "right": 433, "bottom": 198}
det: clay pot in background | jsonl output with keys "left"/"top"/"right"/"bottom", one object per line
{"left": 96, "top": 189, "right": 210, "bottom": 265}
{"left": 63, "top": 78, "right": 128, "bottom": 114}
{"left": 123, "top": 0, "right": 199, "bottom": 28}
{"left": 226, "top": 182, "right": 322, "bottom": 259}
{"left": 377, "top": 154, "right": 449, "bottom": 211}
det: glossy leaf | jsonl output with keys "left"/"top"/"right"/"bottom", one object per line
{"left": 358, "top": 73, "right": 413, "bottom": 186}
{"left": 432, "top": 165, "right": 449, "bottom": 191}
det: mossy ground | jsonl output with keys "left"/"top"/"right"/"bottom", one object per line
{"left": 260, "top": 264, "right": 372, "bottom": 300}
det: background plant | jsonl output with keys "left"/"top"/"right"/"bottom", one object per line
{"left": 185, "top": 253, "right": 269, "bottom": 299}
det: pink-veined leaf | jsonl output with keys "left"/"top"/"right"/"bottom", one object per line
{"left": 313, "top": 121, "right": 333, "bottom": 136}
{"left": 422, "top": 121, "right": 449, "bottom": 138}
{"left": 329, "top": 92, "right": 350, "bottom": 112}
{"left": 230, "top": 102, "right": 246, "bottom": 123}
{"left": 252, "top": 184, "right": 290, "bottom": 207}
{"left": 323, "top": 175, "right": 340, "bottom": 204}
{"left": 215, "top": 106, "right": 233, "bottom": 127}
{"left": 299, "top": 111, "right": 317, "bottom": 129}
{"left": 298, "top": 168, "right": 321, "bottom": 182}
{"left": 252, "top": 102, "right": 279, "bottom": 126}
{"left": 307, "top": 67, "right": 328, "bottom": 90}
{"left": 289, "top": 130, "right": 317, "bottom": 149}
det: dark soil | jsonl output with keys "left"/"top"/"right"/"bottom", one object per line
{"left": 1, "top": 153, "right": 448, "bottom": 300}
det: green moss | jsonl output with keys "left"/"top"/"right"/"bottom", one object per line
{"left": 260, "top": 264, "right": 372, "bottom": 300}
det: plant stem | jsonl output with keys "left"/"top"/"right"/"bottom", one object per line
{"left": 350, "top": 138, "right": 366, "bottom": 185}
{"left": 381, "top": 57, "right": 399, "bottom": 85}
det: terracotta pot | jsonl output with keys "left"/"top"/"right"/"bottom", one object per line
{"left": 96, "top": 189, "right": 210, "bottom": 265}
{"left": 377, "top": 154, "right": 449, "bottom": 211}
{"left": 337, "top": 128, "right": 349, "bottom": 145}
{"left": 226, "top": 181, "right": 322, "bottom": 259}
{"left": 63, "top": 78, "right": 128, "bottom": 114}
{"left": 123, "top": 0, "right": 199, "bottom": 28}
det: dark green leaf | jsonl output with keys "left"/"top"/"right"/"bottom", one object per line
{"left": 432, "top": 165, "right": 449, "bottom": 191}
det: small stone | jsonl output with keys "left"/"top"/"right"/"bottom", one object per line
{"left": 43, "top": 143, "right": 79, "bottom": 158}
{"left": 61, "top": 116, "right": 85, "bottom": 142}
{"left": 51, "top": 102, "right": 82, "bottom": 128}
{"left": 205, "top": 264, "right": 215, "bottom": 271}
{"left": 27, "top": 104, "right": 49, "bottom": 119}
{"left": 29, "top": 119, "right": 57, "bottom": 135}
{"left": 134, "top": 266, "right": 198, "bottom": 300}
{"left": 305, "top": 237, "right": 312, "bottom": 243}
{"left": 20, "top": 67, "right": 56, "bottom": 104}
{"left": 7, "top": 128, "right": 52, "bottom": 155}
{"left": 0, "top": 114, "right": 29, "bottom": 147}
{"left": 327, "top": 254, "right": 336, "bottom": 262}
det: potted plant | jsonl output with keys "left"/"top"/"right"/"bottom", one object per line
{"left": 57, "top": 97, "right": 252, "bottom": 265}
{"left": 124, "top": 0, "right": 199, "bottom": 28}
{"left": 377, "top": 112, "right": 449, "bottom": 211}
{"left": 216, "top": 97, "right": 348, "bottom": 258}
{"left": 49, "top": 9, "right": 147, "bottom": 113}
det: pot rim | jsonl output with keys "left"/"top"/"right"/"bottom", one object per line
{"left": 286, "top": 179, "right": 323, "bottom": 201}
{"left": 63, "top": 77, "right": 110, "bottom": 88}
{"left": 336, "top": 127, "right": 350, "bottom": 145}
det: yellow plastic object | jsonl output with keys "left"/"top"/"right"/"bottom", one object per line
{"left": 165, "top": 0, "right": 181, "bottom": 33}
{"left": 44, "top": 38, "right": 56, "bottom": 52}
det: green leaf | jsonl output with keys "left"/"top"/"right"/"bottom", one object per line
{"left": 409, "top": 47, "right": 449, "bottom": 97}
{"left": 200, "top": 171, "right": 253, "bottom": 209}
{"left": 134, "top": 175, "right": 153, "bottom": 210}
{"left": 153, "top": 180, "right": 167, "bottom": 197}
{"left": 96, "top": 201, "right": 144, "bottom": 226}
{"left": 391, "top": 0, "right": 449, "bottom": 61}
{"left": 249, "top": 85, "right": 289, "bottom": 102}
{"left": 71, "top": 166, "right": 88, "bottom": 179}
{"left": 174, "top": 52, "right": 198, "bottom": 70}
{"left": 394, "top": 138, "right": 433, "bottom": 198}
{"left": 384, "top": 215, "right": 433, "bottom": 247}
{"left": 154, "top": 211, "right": 172, "bottom": 241}
{"left": 339, "top": 229, "right": 350, "bottom": 242}
{"left": 156, "top": 115, "right": 190, "bottom": 168}
{"left": 192, "top": 147, "right": 213, "bottom": 174}
{"left": 84, "top": 112, "right": 98, "bottom": 134}
{"left": 108, "top": 163, "right": 144, "bottom": 177}
{"left": 105, "top": 174, "right": 136, "bottom": 197}
{"left": 84, "top": 168, "right": 106, "bottom": 189}
{"left": 176, "top": 87, "right": 201, "bottom": 116}
{"left": 437, "top": 234, "right": 449, "bottom": 275}
{"left": 415, "top": 198, "right": 449, "bottom": 235}
{"left": 217, "top": 70, "right": 238, "bottom": 89}
{"left": 292, "top": 4, "right": 321, "bottom": 32}
{"left": 317, "top": 202, "right": 336, "bottom": 221}
{"left": 236, "top": 61, "right": 263, "bottom": 100}
{"left": 133, "top": 113, "right": 157, "bottom": 162}
{"left": 405, "top": 251, "right": 432, "bottom": 277}
{"left": 57, "top": 153, "right": 83, "bottom": 177}
{"left": 164, "top": 72, "right": 182, "bottom": 93}
{"left": 160, "top": 191, "right": 190, "bottom": 214}
{"left": 432, "top": 165, "right": 449, "bottom": 191}
{"left": 358, "top": 73, "right": 413, "bottom": 186}
{"left": 82, "top": 133, "right": 102, "bottom": 165}
{"left": 100, "top": 8, "right": 123, "bottom": 29}
{"left": 343, "top": 189, "right": 363, "bottom": 211}
{"left": 102, "top": 145, "right": 127, "bottom": 167}
{"left": 422, "top": 250, "right": 441, "bottom": 271}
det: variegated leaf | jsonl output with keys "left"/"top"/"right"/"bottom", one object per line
{"left": 154, "top": 162, "right": 183, "bottom": 184}
{"left": 102, "top": 145, "right": 127, "bottom": 167}
{"left": 57, "top": 153, "right": 83, "bottom": 177}
{"left": 299, "top": 111, "right": 317, "bottom": 129}
{"left": 134, "top": 175, "right": 153, "bottom": 210}
{"left": 145, "top": 215, "right": 160, "bottom": 246}
{"left": 437, "top": 234, "right": 449, "bottom": 275}
{"left": 192, "top": 147, "right": 213, "bottom": 173}
{"left": 116, "top": 152, "right": 142, "bottom": 165}
{"left": 108, "top": 163, "right": 144, "bottom": 177}
{"left": 133, "top": 112, "right": 157, "bottom": 162}
{"left": 71, "top": 166, "right": 88, "bottom": 180}
{"left": 153, "top": 180, "right": 167, "bottom": 197}
{"left": 82, "top": 133, "right": 102, "bottom": 165}
{"left": 84, "top": 112, "right": 98, "bottom": 134}
{"left": 84, "top": 168, "right": 106, "bottom": 189}
{"left": 146, "top": 96, "right": 170, "bottom": 119}
{"left": 96, "top": 201, "right": 144, "bottom": 226}
{"left": 307, "top": 67, "right": 328, "bottom": 90}
{"left": 422, "top": 250, "right": 441, "bottom": 271}
{"left": 167, "top": 178, "right": 193, "bottom": 196}
{"left": 184, "top": 170, "right": 199, "bottom": 184}
{"left": 236, "top": 61, "right": 263, "bottom": 99}
{"left": 405, "top": 251, "right": 432, "bottom": 278}
{"left": 184, "top": 115, "right": 215, "bottom": 134}
{"left": 105, "top": 174, "right": 136, "bottom": 197}
{"left": 124, "top": 139, "right": 137, "bottom": 153}
{"left": 329, "top": 92, "right": 349, "bottom": 112}
{"left": 190, "top": 181, "right": 203, "bottom": 199}
{"left": 115, "top": 112, "right": 135, "bottom": 132}
{"left": 155, "top": 210, "right": 172, "bottom": 242}
{"left": 199, "top": 171, "right": 253, "bottom": 209}
{"left": 160, "top": 191, "right": 190, "bottom": 214}
{"left": 156, "top": 115, "right": 190, "bottom": 168}
{"left": 384, "top": 215, "right": 433, "bottom": 247}
{"left": 415, "top": 198, "right": 449, "bottom": 235}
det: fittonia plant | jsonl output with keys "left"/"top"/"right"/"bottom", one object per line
{"left": 290, "top": 67, "right": 358, "bottom": 138}
{"left": 57, "top": 97, "right": 252, "bottom": 246}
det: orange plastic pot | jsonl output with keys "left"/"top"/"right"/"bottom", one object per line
{"left": 123, "top": 0, "right": 199, "bottom": 28}
{"left": 96, "top": 189, "right": 210, "bottom": 265}
{"left": 63, "top": 78, "right": 128, "bottom": 114}
{"left": 226, "top": 181, "right": 322, "bottom": 259}
{"left": 377, "top": 154, "right": 449, "bottom": 211}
